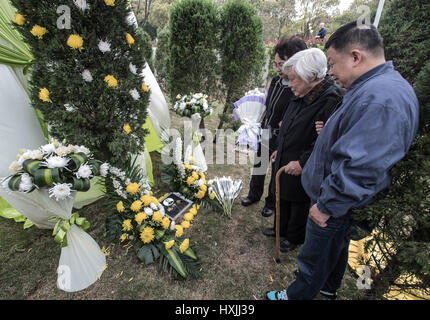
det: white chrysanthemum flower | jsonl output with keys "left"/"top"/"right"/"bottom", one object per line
{"left": 41, "top": 143, "right": 56, "bottom": 155}
{"left": 82, "top": 69, "right": 93, "bottom": 82}
{"left": 144, "top": 207, "right": 153, "bottom": 216}
{"left": 112, "top": 179, "right": 121, "bottom": 190}
{"left": 9, "top": 161, "right": 21, "bottom": 173}
{"left": 203, "top": 100, "right": 208, "bottom": 111}
{"left": 129, "top": 88, "right": 140, "bottom": 100}
{"left": 19, "top": 173, "right": 34, "bottom": 193}
{"left": 98, "top": 40, "right": 111, "bottom": 53}
{"left": 64, "top": 104, "right": 75, "bottom": 112}
{"left": 16, "top": 151, "right": 33, "bottom": 166}
{"left": 55, "top": 145, "right": 72, "bottom": 157}
{"left": 100, "top": 163, "right": 109, "bottom": 177}
{"left": 76, "top": 145, "right": 90, "bottom": 155}
{"left": 44, "top": 156, "right": 69, "bottom": 169}
{"left": 49, "top": 183, "right": 73, "bottom": 201}
{"left": 76, "top": 164, "right": 92, "bottom": 179}
{"left": 129, "top": 62, "right": 137, "bottom": 75}
{"left": 169, "top": 220, "right": 176, "bottom": 231}
{"left": 126, "top": 11, "right": 137, "bottom": 26}
{"left": 73, "top": 0, "right": 89, "bottom": 11}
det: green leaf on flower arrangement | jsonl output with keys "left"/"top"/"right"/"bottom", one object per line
{"left": 178, "top": 251, "right": 201, "bottom": 279}
{"left": 182, "top": 247, "right": 197, "bottom": 260}
{"left": 154, "top": 229, "right": 165, "bottom": 240}
{"left": 23, "top": 219, "right": 34, "bottom": 229}
{"left": 160, "top": 164, "right": 177, "bottom": 190}
{"left": 104, "top": 217, "right": 122, "bottom": 242}
{"left": 165, "top": 247, "right": 187, "bottom": 278}
{"left": 137, "top": 244, "right": 154, "bottom": 265}
{"left": 150, "top": 244, "right": 160, "bottom": 261}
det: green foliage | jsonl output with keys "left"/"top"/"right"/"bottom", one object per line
{"left": 167, "top": 0, "right": 219, "bottom": 100}
{"left": 379, "top": 0, "right": 430, "bottom": 85}
{"left": 136, "top": 28, "right": 154, "bottom": 72}
{"left": 218, "top": 0, "right": 265, "bottom": 128}
{"left": 353, "top": 4, "right": 430, "bottom": 297}
{"left": 154, "top": 28, "right": 170, "bottom": 87}
{"left": 11, "top": 0, "right": 150, "bottom": 169}
{"left": 265, "top": 44, "right": 277, "bottom": 79}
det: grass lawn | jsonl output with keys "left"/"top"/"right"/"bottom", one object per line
{"left": 0, "top": 102, "right": 367, "bottom": 300}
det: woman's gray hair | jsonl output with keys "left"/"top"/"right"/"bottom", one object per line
{"left": 283, "top": 48, "right": 327, "bottom": 83}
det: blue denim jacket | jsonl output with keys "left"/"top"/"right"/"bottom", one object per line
{"left": 301, "top": 61, "right": 419, "bottom": 218}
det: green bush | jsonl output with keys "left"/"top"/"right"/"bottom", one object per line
{"left": 136, "top": 29, "right": 154, "bottom": 72}
{"left": 11, "top": 0, "right": 150, "bottom": 168}
{"left": 154, "top": 29, "right": 170, "bottom": 88}
{"left": 167, "top": 0, "right": 218, "bottom": 100}
{"left": 216, "top": 0, "right": 265, "bottom": 130}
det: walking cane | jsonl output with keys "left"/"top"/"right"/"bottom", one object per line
{"left": 275, "top": 165, "right": 288, "bottom": 263}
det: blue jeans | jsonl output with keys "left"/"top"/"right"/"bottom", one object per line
{"left": 286, "top": 214, "right": 353, "bottom": 300}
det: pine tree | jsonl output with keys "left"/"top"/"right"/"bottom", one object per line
{"left": 11, "top": 0, "right": 150, "bottom": 168}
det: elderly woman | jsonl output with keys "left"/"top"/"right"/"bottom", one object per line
{"left": 264, "top": 48, "right": 343, "bottom": 252}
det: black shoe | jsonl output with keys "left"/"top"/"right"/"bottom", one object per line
{"left": 280, "top": 240, "right": 297, "bottom": 252}
{"left": 261, "top": 207, "right": 274, "bottom": 217}
{"left": 241, "top": 197, "right": 258, "bottom": 207}
{"left": 319, "top": 290, "right": 337, "bottom": 300}
{"left": 262, "top": 228, "right": 276, "bottom": 237}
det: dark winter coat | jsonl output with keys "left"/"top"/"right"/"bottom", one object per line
{"left": 272, "top": 76, "right": 344, "bottom": 202}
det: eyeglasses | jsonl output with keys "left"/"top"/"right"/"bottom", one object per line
{"left": 272, "top": 61, "right": 286, "bottom": 69}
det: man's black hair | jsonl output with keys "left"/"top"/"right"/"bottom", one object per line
{"left": 325, "top": 21, "right": 384, "bottom": 56}
{"left": 275, "top": 36, "right": 307, "bottom": 60}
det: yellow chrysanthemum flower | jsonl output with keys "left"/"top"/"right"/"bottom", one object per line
{"left": 152, "top": 211, "right": 163, "bottom": 223}
{"left": 104, "top": 0, "right": 115, "bottom": 6}
{"left": 181, "top": 220, "right": 191, "bottom": 229}
{"left": 140, "top": 227, "right": 154, "bottom": 244}
{"left": 200, "top": 184, "right": 207, "bottom": 192}
{"left": 209, "top": 191, "right": 216, "bottom": 200}
{"left": 134, "top": 212, "right": 147, "bottom": 225}
{"left": 189, "top": 207, "right": 198, "bottom": 216}
{"left": 164, "top": 240, "right": 175, "bottom": 250}
{"left": 200, "top": 172, "right": 205, "bottom": 179}
{"left": 30, "top": 25, "right": 47, "bottom": 39}
{"left": 175, "top": 225, "right": 183, "bottom": 237}
{"left": 122, "top": 219, "right": 133, "bottom": 231}
{"left": 39, "top": 88, "right": 52, "bottom": 103}
{"left": 192, "top": 171, "right": 199, "bottom": 180}
{"left": 120, "top": 233, "right": 128, "bottom": 242}
{"left": 189, "top": 157, "right": 196, "bottom": 163}
{"left": 126, "top": 182, "right": 139, "bottom": 195}
{"left": 196, "top": 190, "right": 205, "bottom": 199}
{"left": 140, "top": 194, "right": 152, "bottom": 206}
{"left": 184, "top": 164, "right": 192, "bottom": 170}
{"left": 184, "top": 212, "right": 194, "bottom": 221}
{"left": 161, "top": 217, "right": 170, "bottom": 230}
{"left": 149, "top": 196, "right": 159, "bottom": 206}
{"left": 126, "top": 33, "right": 135, "bottom": 47}
{"left": 179, "top": 238, "right": 189, "bottom": 253}
{"left": 141, "top": 83, "right": 149, "bottom": 92}
{"left": 123, "top": 124, "right": 132, "bottom": 134}
{"left": 14, "top": 14, "right": 25, "bottom": 25}
{"left": 67, "top": 34, "right": 84, "bottom": 50}
{"left": 187, "top": 176, "right": 195, "bottom": 186}
{"left": 130, "top": 200, "right": 143, "bottom": 212}
{"left": 116, "top": 201, "right": 125, "bottom": 213}
{"left": 104, "top": 74, "right": 118, "bottom": 88}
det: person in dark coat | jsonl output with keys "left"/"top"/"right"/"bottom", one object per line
{"left": 262, "top": 48, "right": 343, "bottom": 252}
{"left": 241, "top": 37, "right": 307, "bottom": 218}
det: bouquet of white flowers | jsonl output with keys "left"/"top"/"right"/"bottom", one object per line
{"left": 173, "top": 93, "right": 213, "bottom": 118}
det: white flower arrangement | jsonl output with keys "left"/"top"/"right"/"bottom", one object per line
{"left": 173, "top": 93, "right": 213, "bottom": 118}
{"left": 73, "top": 0, "right": 89, "bottom": 11}
{"left": 129, "top": 62, "right": 138, "bottom": 75}
{"left": 129, "top": 88, "right": 140, "bottom": 100}
{"left": 82, "top": 69, "right": 93, "bottom": 82}
{"left": 245, "top": 88, "right": 265, "bottom": 98}
{"left": 98, "top": 40, "right": 111, "bottom": 53}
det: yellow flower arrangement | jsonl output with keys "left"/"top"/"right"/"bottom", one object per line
{"left": 164, "top": 240, "right": 175, "bottom": 250}
{"left": 181, "top": 220, "right": 191, "bottom": 229}
{"left": 104, "top": 75, "right": 118, "bottom": 88}
{"left": 122, "top": 219, "right": 133, "bottom": 231}
{"left": 130, "top": 200, "right": 142, "bottom": 212}
{"left": 186, "top": 176, "right": 195, "bottom": 186}
{"left": 184, "top": 164, "right": 192, "bottom": 170}
{"left": 140, "top": 194, "right": 152, "bottom": 206}
{"left": 14, "top": 14, "right": 25, "bottom": 25}
{"left": 141, "top": 83, "right": 149, "bottom": 92}
{"left": 152, "top": 211, "right": 163, "bottom": 223}
{"left": 123, "top": 124, "right": 132, "bottom": 134}
{"left": 196, "top": 189, "right": 205, "bottom": 199}
{"left": 135, "top": 212, "right": 147, "bottom": 225}
{"left": 120, "top": 233, "right": 128, "bottom": 242}
{"left": 175, "top": 225, "right": 184, "bottom": 237}
{"left": 191, "top": 171, "right": 199, "bottom": 180}
{"left": 184, "top": 212, "right": 194, "bottom": 221}
{"left": 199, "top": 184, "right": 207, "bottom": 192}
{"left": 30, "top": 25, "right": 47, "bottom": 39}
{"left": 126, "top": 182, "right": 139, "bottom": 195}
{"left": 104, "top": 0, "right": 115, "bottom": 6}
{"left": 161, "top": 217, "right": 170, "bottom": 230}
{"left": 189, "top": 207, "right": 198, "bottom": 216}
{"left": 209, "top": 191, "right": 216, "bottom": 200}
{"left": 126, "top": 33, "right": 135, "bottom": 47}
{"left": 179, "top": 238, "right": 190, "bottom": 253}
{"left": 116, "top": 201, "right": 125, "bottom": 212}
{"left": 140, "top": 227, "right": 154, "bottom": 244}
{"left": 67, "top": 34, "right": 84, "bottom": 50}
{"left": 39, "top": 88, "right": 52, "bottom": 103}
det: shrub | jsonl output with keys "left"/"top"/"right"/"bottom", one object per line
{"left": 154, "top": 28, "right": 170, "bottom": 88}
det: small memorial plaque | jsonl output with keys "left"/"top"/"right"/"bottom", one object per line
{"left": 158, "top": 192, "right": 193, "bottom": 221}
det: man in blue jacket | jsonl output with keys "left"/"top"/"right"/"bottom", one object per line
{"left": 266, "top": 21, "right": 419, "bottom": 300}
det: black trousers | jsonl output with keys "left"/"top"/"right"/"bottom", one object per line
{"left": 247, "top": 141, "right": 275, "bottom": 209}
{"left": 272, "top": 199, "right": 309, "bottom": 245}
